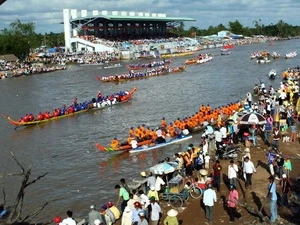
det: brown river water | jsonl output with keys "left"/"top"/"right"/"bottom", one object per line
{"left": 0, "top": 39, "right": 299, "bottom": 221}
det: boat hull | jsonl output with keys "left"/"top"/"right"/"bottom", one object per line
{"left": 129, "top": 135, "right": 192, "bottom": 153}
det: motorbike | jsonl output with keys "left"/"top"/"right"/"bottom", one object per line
{"left": 215, "top": 144, "right": 241, "bottom": 160}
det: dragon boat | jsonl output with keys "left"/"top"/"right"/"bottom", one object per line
{"left": 3, "top": 88, "right": 136, "bottom": 129}
{"left": 99, "top": 65, "right": 186, "bottom": 83}
{"left": 126, "top": 59, "right": 172, "bottom": 71}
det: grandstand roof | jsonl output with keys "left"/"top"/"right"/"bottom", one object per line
{"left": 70, "top": 14, "right": 195, "bottom": 23}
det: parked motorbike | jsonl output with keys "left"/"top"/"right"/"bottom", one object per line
{"left": 215, "top": 144, "right": 241, "bottom": 160}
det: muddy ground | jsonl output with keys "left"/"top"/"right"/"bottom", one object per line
{"left": 158, "top": 135, "right": 300, "bottom": 225}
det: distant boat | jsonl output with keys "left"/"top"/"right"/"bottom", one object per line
{"left": 223, "top": 45, "right": 234, "bottom": 49}
{"left": 272, "top": 52, "right": 280, "bottom": 59}
{"left": 285, "top": 51, "right": 297, "bottom": 59}
{"left": 268, "top": 69, "right": 276, "bottom": 79}
{"left": 103, "top": 63, "right": 122, "bottom": 69}
{"left": 221, "top": 48, "right": 232, "bottom": 55}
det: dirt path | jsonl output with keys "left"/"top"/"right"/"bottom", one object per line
{"left": 158, "top": 136, "right": 300, "bottom": 225}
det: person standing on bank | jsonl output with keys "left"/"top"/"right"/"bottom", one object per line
{"left": 272, "top": 127, "right": 281, "bottom": 150}
{"left": 120, "top": 178, "right": 131, "bottom": 194}
{"left": 243, "top": 156, "right": 256, "bottom": 189}
{"left": 115, "top": 184, "right": 130, "bottom": 213}
{"left": 203, "top": 183, "right": 217, "bottom": 224}
{"left": 149, "top": 196, "right": 162, "bottom": 225}
{"left": 228, "top": 160, "right": 239, "bottom": 187}
{"left": 163, "top": 209, "right": 179, "bottom": 225}
{"left": 227, "top": 184, "right": 241, "bottom": 223}
{"left": 88, "top": 205, "right": 106, "bottom": 225}
{"left": 138, "top": 211, "right": 148, "bottom": 225}
{"left": 267, "top": 175, "right": 278, "bottom": 223}
{"left": 212, "top": 160, "right": 222, "bottom": 192}
{"left": 280, "top": 174, "right": 290, "bottom": 207}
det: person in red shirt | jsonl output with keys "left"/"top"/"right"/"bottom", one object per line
{"left": 212, "top": 160, "right": 222, "bottom": 192}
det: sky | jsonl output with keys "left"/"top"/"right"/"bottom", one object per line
{"left": 0, "top": 0, "right": 299, "bottom": 34}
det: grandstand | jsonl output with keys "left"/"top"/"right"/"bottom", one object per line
{"left": 63, "top": 9, "right": 196, "bottom": 55}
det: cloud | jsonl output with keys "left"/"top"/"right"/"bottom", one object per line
{"left": 0, "top": 0, "right": 299, "bottom": 33}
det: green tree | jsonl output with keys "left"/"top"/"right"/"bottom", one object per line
{"left": 252, "top": 19, "right": 263, "bottom": 35}
{"left": 0, "top": 20, "right": 36, "bottom": 58}
{"left": 216, "top": 23, "right": 227, "bottom": 32}
{"left": 228, "top": 20, "right": 244, "bottom": 34}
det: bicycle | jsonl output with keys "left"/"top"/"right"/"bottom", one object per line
{"left": 185, "top": 182, "right": 203, "bottom": 200}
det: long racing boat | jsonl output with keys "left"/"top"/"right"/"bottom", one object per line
{"left": 3, "top": 88, "right": 137, "bottom": 129}
{"left": 126, "top": 59, "right": 172, "bottom": 71}
{"left": 99, "top": 65, "right": 186, "bottom": 83}
{"left": 95, "top": 139, "right": 152, "bottom": 152}
{"left": 129, "top": 135, "right": 192, "bottom": 153}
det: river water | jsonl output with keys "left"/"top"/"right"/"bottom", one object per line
{"left": 0, "top": 39, "right": 299, "bottom": 221}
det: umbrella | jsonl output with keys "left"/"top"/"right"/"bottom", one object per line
{"left": 149, "top": 162, "right": 176, "bottom": 175}
{"left": 239, "top": 112, "right": 266, "bottom": 125}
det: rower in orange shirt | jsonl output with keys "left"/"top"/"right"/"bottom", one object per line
{"left": 127, "top": 136, "right": 133, "bottom": 145}
{"left": 110, "top": 137, "right": 120, "bottom": 149}
{"left": 129, "top": 127, "right": 135, "bottom": 137}
{"left": 161, "top": 117, "right": 167, "bottom": 128}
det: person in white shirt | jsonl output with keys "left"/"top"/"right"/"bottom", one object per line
{"left": 243, "top": 156, "right": 256, "bottom": 189}
{"left": 62, "top": 211, "right": 76, "bottom": 225}
{"left": 149, "top": 197, "right": 161, "bottom": 225}
{"left": 246, "top": 92, "right": 252, "bottom": 106}
{"left": 220, "top": 125, "right": 227, "bottom": 139}
{"left": 130, "top": 138, "right": 138, "bottom": 149}
{"left": 214, "top": 128, "right": 222, "bottom": 150}
{"left": 203, "top": 183, "right": 217, "bottom": 223}
{"left": 138, "top": 190, "right": 150, "bottom": 219}
{"left": 155, "top": 175, "right": 165, "bottom": 192}
{"left": 204, "top": 153, "right": 210, "bottom": 169}
{"left": 201, "top": 136, "right": 208, "bottom": 155}
{"left": 228, "top": 160, "right": 239, "bottom": 187}
{"left": 121, "top": 206, "right": 132, "bottom": 225}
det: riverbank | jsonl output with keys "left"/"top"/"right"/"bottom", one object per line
{"left": 112, "top": 131, "right": 300, "bottom": 225}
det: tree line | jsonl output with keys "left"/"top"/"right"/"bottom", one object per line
{"left": 1, "top": 19, "right": 300, "bottom": 59}
{"left": 170, "top": 19, "right": 300, "bottom": 38}
{"left": 0, "top": 19, "right": 64, "bottom": 59}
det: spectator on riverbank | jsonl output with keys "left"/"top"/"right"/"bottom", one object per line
{"left": 149, "top": 197, "right": 162, "bottom": 225}
{"left": 243, "top": 156, "right": 256, "bottom": 189}
{"left": 267, "top": 175, "right": 278, "bottom": 223}
{"left": 89, "top": 205, "right": 106, "bottom": 225}
{"left": 228, "top": 160, "right": 238, "bottom": 187}
{"left": 114, "top": 184, "right": 130, "bottom": 213}
{"left": 203, "top": 183, "right": 217, "bottom": 224}
{"left": 120, "top": 178, "right": 131, "bottom": 194}
{"left": 280, "top": 173, "right": 291, "bottom": 207}
{"left": 163, "top": 209, "right": 179, "bottom": 225}
{"left": 137, "top": 211, "right": 148, "bottom": 225}
{"left": 227, "top": 184, "right": 241, "bottom": 222}
{"left": 147, "top": 186, "right": 159, "bottom": 202}
{"left": 212, "top": 160, "right": 222, "bottom": 192}
{"left": 121, "top": 206, "right": 132, "bottom": 225}
{"left": 62, "top": 211, "right": 76, "bottom": 225}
